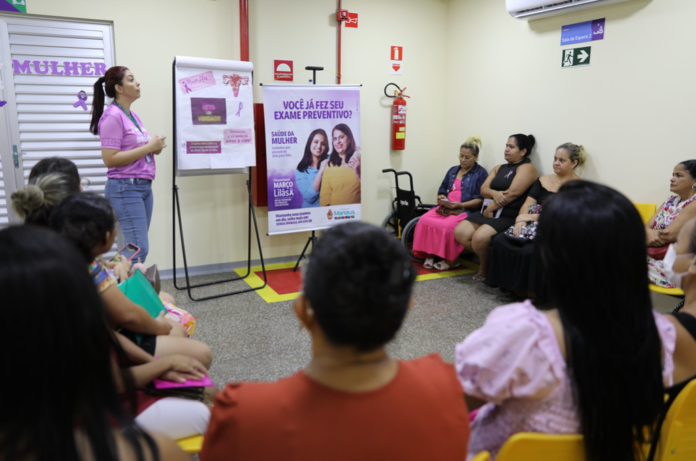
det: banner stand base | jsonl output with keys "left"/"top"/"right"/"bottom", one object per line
{"left": 172, "top": 175, "right": 267, "bottom": 302}
{"left": 292, "top": 230, "right": 317, "bottom": 272}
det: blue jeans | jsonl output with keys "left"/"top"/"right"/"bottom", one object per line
{"left": 105, "top": 178, "right": 153, "bottom": 263}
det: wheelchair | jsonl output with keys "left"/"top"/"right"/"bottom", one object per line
{"left": 381, "top": 169, "right": 436, "bottom": 261}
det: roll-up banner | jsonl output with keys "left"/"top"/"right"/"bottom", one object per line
{"left": 173, "top": 56, "right": 256, "bottom": 174}
{"left": 263, "top": 84, "right": 361, "bottom": 235}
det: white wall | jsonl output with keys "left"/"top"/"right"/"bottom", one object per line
{"left": 26, "top": 0, "right": 692, "bottom": 270}
{"left": 444, "top": 0, "right": 696, "bottom": 205}
{"left": 28, "top": 0, "right": 449, "bottom": 270}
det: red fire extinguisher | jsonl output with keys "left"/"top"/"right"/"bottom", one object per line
{"left": 385, "top": 83, "right": 409, "bottom": 151}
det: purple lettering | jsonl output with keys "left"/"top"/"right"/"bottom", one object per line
{"left": 94, "top": 62, "right": 106, "bottom": 76}
{"left": 12, "top": 59, "right": 31, "bottom": 74}
{"left": 79, "top": 62, "right": 94, "bottom": 76}
{"left": 50, "top": 61, "right": 65, "bottom": 75}
{"left": 33, "top": 61, "right": 50, "bottom": 75}
{"left": 63, "top": 61, "right": 80, "bottom": 76}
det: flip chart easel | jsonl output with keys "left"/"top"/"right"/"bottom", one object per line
{"left": 172, "top": 56, "right": 266, "bottom": 301}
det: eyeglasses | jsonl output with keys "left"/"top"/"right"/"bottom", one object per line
{"left": 459, "top": 155, "right": 475, "bottom": 160}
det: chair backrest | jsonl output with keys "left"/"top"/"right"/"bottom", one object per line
{"left": 654, "top": 379, "right": 696, "bottom": 461}
{"left": 177, "top": 435, "right": 204, "bottom": 454}
{"left": 635, "top": 203, "right": 657, "bottom": 224}
{"left": 494, "top": 433, "right": 585, "bottom": 461}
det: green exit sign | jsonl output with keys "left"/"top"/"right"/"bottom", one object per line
{"left": 561, "top": 46, "right": 591, "bottom": 68}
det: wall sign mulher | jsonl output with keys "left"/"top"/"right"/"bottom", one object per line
{"left": 12, "top": 60, "right": 106, "bottom": 76}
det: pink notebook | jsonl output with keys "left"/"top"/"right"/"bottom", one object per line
{"left": 152, "top": 376, "right": 214, "bottom": 389}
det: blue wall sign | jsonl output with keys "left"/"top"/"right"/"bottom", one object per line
{"left": 561, "top": 18, "right": 605, "bottom": 46}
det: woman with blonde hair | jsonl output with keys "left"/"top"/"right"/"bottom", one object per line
{"left": 412, "top": 136, "right": 488, "bottom": 270}
{"left": 11, "top": 172, "right": 80, "bottom": 226}
{"left": 486, "top": 142, "right": 586, "bottom": 300}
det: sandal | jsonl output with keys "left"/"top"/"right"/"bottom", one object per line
{"left": 472, "top": 274, "right": 487, "bottom": 282}
{"left": 423, "top": 258, "right": 434, "bottom": 269}
{"left": 433, "top": 261, "right": 461, "bottom": 271}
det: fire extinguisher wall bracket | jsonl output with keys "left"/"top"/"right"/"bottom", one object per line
{"left": 385, "top": 83, "right": 409, "bottom": 151}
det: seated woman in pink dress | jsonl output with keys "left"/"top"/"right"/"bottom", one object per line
{"left": 456, "top": 181, "right": 675, "bottom": 461}
{"left": 412, "top": 136, "right": 487, "bottom": 270}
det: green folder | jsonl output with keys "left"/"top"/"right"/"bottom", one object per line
{"left": 118, "top": 269, "right": 165, "bottom": 343}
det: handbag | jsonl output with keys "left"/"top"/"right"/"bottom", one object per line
{"left": 436, "top": 205, "right": 466, "bottom": 217}
{"left": 436, "top": 198, "right": 466, "bottom": 217}
{"left": 503, "top": 204, "right": 542, "bottom": 243}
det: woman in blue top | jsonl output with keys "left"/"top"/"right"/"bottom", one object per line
{"left": 295, "top": 129, "right": 330, "bottom": 208}
{"left": 412, "top": 137, "right": 488, "bottom": 270}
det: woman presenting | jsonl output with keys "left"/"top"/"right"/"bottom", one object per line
{"left": 90, "top": 66, "right": 166, "bottom": 263}
{"left": 295, "top": 129, "right": 330, "bottom": 208}
{"left": 319, "top": 123, "right": 361, "bottom": 206}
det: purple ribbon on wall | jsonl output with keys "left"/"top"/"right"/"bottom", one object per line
{"left": 73, "top": 90, "right": 87, "bottom": 111}
{"left": 236, "top": 102, "right": 243, "bottom": 117}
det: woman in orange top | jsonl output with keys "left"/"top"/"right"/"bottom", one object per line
{"left": 201, "top": 222, "right": 470, "bottom": 461}
{"left": 319, "top": 123, "right": 361, "bottom": 206}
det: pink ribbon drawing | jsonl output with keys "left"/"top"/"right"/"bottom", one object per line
{"left": 222, "top": 74, "right": 249, "bottom": 97}
{"left": 73, "top": 91, "right": 87, "bottom": 111}
{"left": 236, "top": 102, "right": 243, "bottom": 116}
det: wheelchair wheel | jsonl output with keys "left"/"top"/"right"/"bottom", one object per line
{"left": 381, "top": 213, "right": 398, "bottom": 238}
{"left": 401, "top": 217, "right": 424, "bottom": 262}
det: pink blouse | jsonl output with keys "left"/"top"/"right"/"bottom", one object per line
{"left": 98, "top": 103, "right": 155, "bottom": 180}
{"left": 455, "top": 301, "right": 676, "bottom": 460}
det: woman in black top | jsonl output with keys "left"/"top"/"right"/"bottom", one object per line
{"left": 486, "top": 143, "right": 586, "bottom": 299}
{"left": 454, "top": 134, "right": 538, "bottom": 282}
{"left": 662, "top": 216, "right": 696, "bottom": 386}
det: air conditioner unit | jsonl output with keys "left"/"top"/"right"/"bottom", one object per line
{"left": 506, "top": 0, "right": 636, "bottom": 21}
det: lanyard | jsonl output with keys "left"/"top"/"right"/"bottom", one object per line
{"left": 114, "top": 102, "right": 152, "bottom": 163}
{"left": 114, "top": 102, "right": 143, "bottom": 133}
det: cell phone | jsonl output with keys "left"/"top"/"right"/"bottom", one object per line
{"left": 110, "top": 243, "right": 141, "bottom": 262}
{"left": 439, "top": 197, "right": 450, "bottom": 202}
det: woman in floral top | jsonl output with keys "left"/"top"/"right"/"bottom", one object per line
{"left": 647, "top": 160, "right": 696, "bottom": 287}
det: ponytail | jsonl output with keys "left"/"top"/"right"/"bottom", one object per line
{"left": 509, "top": 133, "right": 536, "bottom": 158}
{"left": 557, "top": 142, "right": 587, "bottom": 169}
{"left": 89, "top": 66, "right": 129, "bottom": 135}
{"left": 89, "top": 77, "right": 106, "bottom": 135}
{"left": 461, "top": 136, "right": 482, "bottom": 156}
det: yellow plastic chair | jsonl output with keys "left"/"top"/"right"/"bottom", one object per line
{"left": 649, "top": 284, "right": 685, "bottom": 297}
{"left": 176, "top": 435, "right": 204, "bottom": 455}
{"left": 636, "top": 203, "right": 657, "bottom": 225}
{"left": 473, "top": 433, "right": 585, "bottom": 461}
{"left": 470, "top": 452, "right": 491, "bottom": 461}
{"left": 653, "top": 379, "right": 696, "bottom": 461}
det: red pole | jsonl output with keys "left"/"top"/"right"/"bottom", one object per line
{"left": 337, "top": 0, "right": 342, "bottom": 84}
{"left": 240, "top": 0, "right": 250, "bottom": 61}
